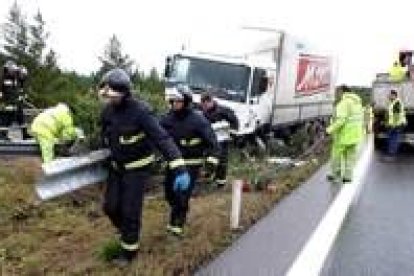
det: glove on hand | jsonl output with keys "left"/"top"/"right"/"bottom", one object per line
{"left": 173, "top": 171, "right": 191, "bottom": 192}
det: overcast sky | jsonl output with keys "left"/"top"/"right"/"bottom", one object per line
{"left": 0, "top": 0, "right": 412, "bottom": 86}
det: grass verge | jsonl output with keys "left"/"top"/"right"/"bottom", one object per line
{"left": 0, "top": 146, "right": 328, "bottom": 275}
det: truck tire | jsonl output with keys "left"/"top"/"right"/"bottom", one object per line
{"left": 374, "top": 137, "right": 385, "bottom": 151}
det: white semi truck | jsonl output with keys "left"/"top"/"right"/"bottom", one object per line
{"left": 164, "top": 29, "right": 336, "bottom": 144}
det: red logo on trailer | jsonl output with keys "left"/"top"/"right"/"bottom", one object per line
{"left": 295, "top": 54, "right": 331, "bottom": 95}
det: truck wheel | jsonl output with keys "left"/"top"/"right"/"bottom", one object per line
{"left": 374, "top": 137, "right": 385, "bottom": 151}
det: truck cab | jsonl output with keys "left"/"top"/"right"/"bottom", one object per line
{"left": 164, "top": 30, "right": 335, "bottom": 143}
{"left": 164, "top": 52, "right": 275, "bottom": 136}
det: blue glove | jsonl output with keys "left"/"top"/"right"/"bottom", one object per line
{"left": 173, "top": 171, "right": 191, "bottom": 192}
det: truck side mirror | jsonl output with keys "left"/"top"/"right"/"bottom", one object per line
{"left": 259, "top": 76, "right": 268, "bottom": 93}
{"left": 164, "top": 56, "right": 172, "bottom": 78}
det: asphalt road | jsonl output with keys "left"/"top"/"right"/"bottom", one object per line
{"left": 322, "top": 152, "right": 414, "bottom": 276}
{"left": 197, "top": 165, "right": 337, "bottom": 276}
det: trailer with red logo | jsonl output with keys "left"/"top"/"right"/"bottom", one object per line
{"left": 164, "top": 29, "right": 336, "bottom": 144}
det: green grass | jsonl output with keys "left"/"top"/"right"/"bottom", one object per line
{"left": 96, "top": 239, "right": 123, "bottom": 262}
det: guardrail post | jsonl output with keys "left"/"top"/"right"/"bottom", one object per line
{"left": 231, "top": 179, "right": 243, "bottom": 230}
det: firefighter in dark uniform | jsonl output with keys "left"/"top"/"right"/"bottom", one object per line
{"left": 200, "top": 92, "right": 239, "bottom": 188}
{"left": 99, "top": 68, "right": 190, "bottom": 265}
{"left": 1, "top": 61, "right": 27, "bottom": 126}
{"left": 160, "top": 86, "right": 220, "bottom": 236}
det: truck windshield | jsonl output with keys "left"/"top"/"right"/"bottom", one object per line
{"left": 169, "top": 56, "right": 250, "bottom": 103}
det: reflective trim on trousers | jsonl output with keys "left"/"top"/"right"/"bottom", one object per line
{"left": 120, "top": 241, "right": 140, "bottom": 251}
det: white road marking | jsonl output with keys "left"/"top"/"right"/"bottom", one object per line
{"left": 286, "top": 137, "right": 373, "bottom": 276}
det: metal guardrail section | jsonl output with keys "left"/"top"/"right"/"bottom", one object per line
{"left": 23, "top": 108, "right": 43, "bottom": 116}
{"left": 36, "top": 162, "right": 109, "bottom": 200}
{"left": 41, "top": 149, "right": 111, "bottom": 176}
{"left": 35, "top": 123, "right": 230, "bottom": 201}
{"left": 36, "top": 162, "right": 108, "bottom": 200}
{"left": 36, "top": 149, "right": 110, "bottom": 200}
{"left": 0, "top": 139, "right": 40, "bottom": 155}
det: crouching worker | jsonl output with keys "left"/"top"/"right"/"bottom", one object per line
{"left": 160, "top": 86, "right": 220, "bottom": 237}
{"left": 30, "top": 103, "right": 84, "bottom": 163}
{"left": 99, "top": 69, "right": 189, "bottom": 265}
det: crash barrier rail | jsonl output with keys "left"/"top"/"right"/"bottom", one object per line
{"left": 286, "top": 136, "right": 373, "bottom": 276}
{"left": 23, "top": 108, "right": 42, "bottom": 117}
{"left": 35, "top": 121, "right": 231, "bottom": 200}
{"left": 0, "top": 139, "right": 40, "bottom": 155}
{"left": 36, "top": 149, "right": 111, "bottom": 200}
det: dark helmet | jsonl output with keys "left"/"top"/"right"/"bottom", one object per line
{"left": 99, "top": 68, "right": 131, "bottom": 96}
{"left": 338, "top": 84, "right": 350, "bottom": 93}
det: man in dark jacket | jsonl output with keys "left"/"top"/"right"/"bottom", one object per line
{"left": 99, "top": 68, "right": 190, "bottom": 265}
{"left": 160, "top": 87, "right": 220, "bottom": 237}
{"left": 200, "top": 92, "right": 239, "bottom": 188}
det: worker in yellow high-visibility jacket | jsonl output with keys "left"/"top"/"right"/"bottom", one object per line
{"left": 327, "top": 85, "right": 364, "bottom": 183}
{"left": 388, "top": 61, "right": 408, "bottom": 82}
{"left": 386, "top": 90, "right": 407, "bottom": 158}
{"left": 30, "top": 103, "right": 84, "bottom": 163}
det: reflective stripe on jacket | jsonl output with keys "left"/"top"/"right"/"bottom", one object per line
{"left": 388, "top": 98, "right": 407, "bottom": 127}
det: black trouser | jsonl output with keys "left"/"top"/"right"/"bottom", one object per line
{"left": 103, "top": 168, "right": 148, "bottom": 250}
{"left": 164, "top": 167, "right": 199, "bottom": 227}
{"left": 215, "top": 141, "right": 229, "bottom": 182}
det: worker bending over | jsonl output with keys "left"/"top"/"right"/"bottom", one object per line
{"left": 30, "top": 103, "right": 84, "bottom": 163}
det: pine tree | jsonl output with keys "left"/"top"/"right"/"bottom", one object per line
{"left": 44, "top": 49, "right": 58, "bottom": 70}
{"left": 97, "top": 34, "right": 134, "bottom": 78}
{"left": 28, "top": 10, "right": 48, "bottom": 66}
{"left": 2, "top": 3, "right": 53, "bottom": 70}
{"left": 1, "top": 1, "right": 30, "bottom": 65}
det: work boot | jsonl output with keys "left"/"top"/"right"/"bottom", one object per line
{"left": 112, "top": 249, "right": 137, "bottom": 267}
{"left": 327, "top": 174, "right": 339, "bottom": 182}
{"left": 166, "top": 224, "right": 184, "bottom": 238}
